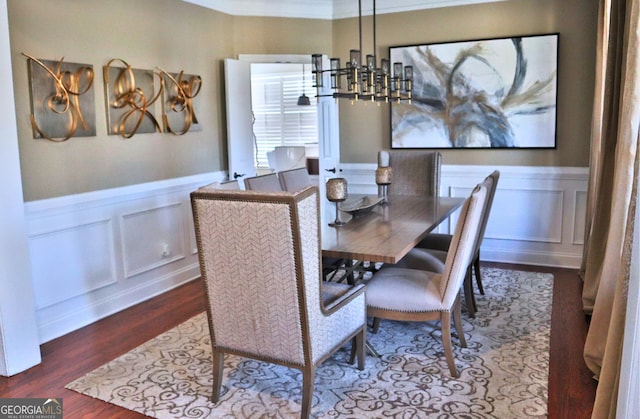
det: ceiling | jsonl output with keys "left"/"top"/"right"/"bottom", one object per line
{"left": 180, "top": 0, "right": 511, "bottom": 19}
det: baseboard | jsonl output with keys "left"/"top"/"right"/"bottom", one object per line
{"left": 36, "top": 265, "right": 200, "bottom": 343}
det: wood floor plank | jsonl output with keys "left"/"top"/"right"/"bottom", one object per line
{"left": 0, "top": 263, "right": 596, "bottom": 418}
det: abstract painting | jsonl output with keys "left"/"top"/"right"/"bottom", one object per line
{"left": 390, "top": 33, "right": 558, "bottom": 149}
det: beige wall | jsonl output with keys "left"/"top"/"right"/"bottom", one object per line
{"left": 232, "top": 16, "right": 332, "bottom": 55}
{"left": 8, "top": 0, "right": 597, "bottom": 201}
{"left": 8, "top": 0, "right": 235, "bottom": 200}
{"left": 335, "top": 0, "right": 598, "bottom": 166}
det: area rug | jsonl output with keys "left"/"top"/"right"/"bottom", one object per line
{"left": 66, "top": 267, "right": 553, "bottom": 418}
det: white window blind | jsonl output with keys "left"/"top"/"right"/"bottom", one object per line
{"left": 251, "top": 70, "right": 317, "bottom": 169}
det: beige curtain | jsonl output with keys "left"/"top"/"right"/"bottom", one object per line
{"left": 580, "top": 0, "right": 640, "bottom": 417}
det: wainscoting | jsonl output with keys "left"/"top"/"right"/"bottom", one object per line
{"left": 24, "top": 165, "right": 587, "bottom": 343}
{"left": 340, "top": 164, "right": 588, "bottom": 269}
{"left": 24, "top": 172, "right": 223, "bottom": 343}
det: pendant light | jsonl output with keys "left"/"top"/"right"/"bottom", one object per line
{"left": 311, "top": 0, "right": 412, "bottom": 103}
{"left": 297, "top": 63, "right": 311, "bottom": 106}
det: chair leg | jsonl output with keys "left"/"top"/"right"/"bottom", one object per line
{"left": 349, "top": 331, "right": 366, "bottom": 367}
{"left": 349, "top": 336, "right": 357, "bottom": 364}
{"left": 211, "top": 349, "right": 224, "bottom": 402}
{"left": 453, "top": 296, "right": 467, "bottom": 348}
{"left": 440, "top": 312, "right": 459, "bottom": 378}
{"left": 463, "top": 266, "right": 477, "bottom": 318}
{"left": 301, "top": 367, "right": 315, "bottom": 419}
{"left": 473, "top": 252, "right": 485, "bottom": 295}
{"left": 372, "top": 317, "right": 381, "bottom": 334}
{"left": 357, "top": 327, "right": 366, "bottom": 370}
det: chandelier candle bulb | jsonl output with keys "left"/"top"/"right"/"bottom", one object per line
{"left": 378, "top": 150, "right": 390, "bottom": 167}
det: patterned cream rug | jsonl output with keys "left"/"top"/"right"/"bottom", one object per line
{"left": 66, "top": 268, "right": 552, "bottom": 418}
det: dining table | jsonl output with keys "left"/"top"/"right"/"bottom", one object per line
{"left": 321, "top": 193, "right": 464, "bottom": 357}
{"left": 321, "top": 194, "right": 465, "bottom": 265}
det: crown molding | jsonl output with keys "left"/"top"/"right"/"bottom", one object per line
{"left": 181, "top": 0, "right": 334, "bottom": 19}
{"left": 180, "top": 0, "right": 511, "bottom": 19}
{"left": 331, "top": 0, "right": 510, "bottom": 19}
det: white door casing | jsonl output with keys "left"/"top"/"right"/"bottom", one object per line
{"left": 226, "top": 54, "right": 340, "bottom": 223}
{"left": 315, "top": 55, "right": 340, "bottom": 226}
{"left": 224, "top": 58, "right": 256, "bottom": 186}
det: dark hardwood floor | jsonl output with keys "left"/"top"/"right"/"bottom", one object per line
{"left": 0, "top": 262, "right": 596, "bottom": 418}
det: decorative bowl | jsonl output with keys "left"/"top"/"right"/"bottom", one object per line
{"left": 339, "top": 196, "right": 383, "bottom": 217}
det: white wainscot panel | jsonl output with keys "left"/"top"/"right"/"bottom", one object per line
{"left": 573, "top": 190, "right": 587, "bottom": 245}
{"left": 447, "top": 186, "right": 563, "bottom": 243}
{"left": 121, "top": 202, "right": 186, "bottom": 278}
{"left": 29, "top": 219, "right": 116, "bottom": 310}
{"left": 24, "top": 172, "right": 225, "bottom": 343}
{"left": 483, "top": 188, "right": 563, "bottom": 243}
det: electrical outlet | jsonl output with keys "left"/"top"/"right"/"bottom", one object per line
{"left": 160, "top": 243, "right": 171, "bottom": 258}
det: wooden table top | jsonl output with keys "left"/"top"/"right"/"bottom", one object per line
{"left": 321, "top": 195, "right": 464, "bottom": 264}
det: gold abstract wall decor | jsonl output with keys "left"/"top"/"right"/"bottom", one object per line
{"left": 104, "top": 59, "right": 162, "bottom": 138}
{"left": 157, "top": 68, "right": 202, "bottom": 135}
{"left": 24, "top": 54, "right": 96, "bottom": 142}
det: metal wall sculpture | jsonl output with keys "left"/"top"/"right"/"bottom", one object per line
{"left": 24, "top": 54, "right": 96, "bottom": 142}
{"left": 390, "top": 33, "right": 558, "bottom": 149}
{"left": 158, "top": 69, "right": 202, "bottom": 135}
{"left": 24, "top": 54, "right": 203, "bottom": 141}
{"left": 103, "top": 59, "right": 162, "bottom": 138}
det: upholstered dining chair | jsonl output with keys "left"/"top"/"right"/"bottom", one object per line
{"left": 370, "top": 150, "right": 442, "bottom": 274}
{"left": 394, "top": 170, "right": 501, "bottom": 317}
{"left": 366, "top": 183, "right": 488, "bottom": 378}
{"left": 191, "top": 186, "right": 367, "bottom": 418}
{"left": 243, "top": 173, "right": 283, "bottom": 191}
{"left": 275, "top": 167, "right": 345, "bottom": 279}
{"left": 198, "top": 179, "right": 241, "bottom": 191}
{"left": 279, "top": 167, "right": 314, "bottom": 192}
{"left": 379, "top": 150, "right": 441, "bottom": 197}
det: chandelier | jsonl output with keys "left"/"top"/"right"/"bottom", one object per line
{"left": 311, "top": 0, "right": 413, "bottom": 103}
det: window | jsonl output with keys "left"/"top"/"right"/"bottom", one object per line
{"left": 251, "top": 64, "right": 317, "bottom": 169}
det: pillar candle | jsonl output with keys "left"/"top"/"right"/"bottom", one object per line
{"left": 378, "top": 150, "right": 390, "bottom": 167}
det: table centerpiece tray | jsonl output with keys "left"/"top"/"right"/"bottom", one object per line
{"left": 339, "top": 195, "right": 383, "bottom": 217}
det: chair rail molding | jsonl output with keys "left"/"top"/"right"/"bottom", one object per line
{"left": 24, "top": 171, "right": 225, "bottom": 343}
{"left": 339, "top": 163, "right": 588, "bottom": 269}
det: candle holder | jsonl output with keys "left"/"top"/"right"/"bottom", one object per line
{"left": 375, "top": 166, "right": 392, "bottom": 205}
{"left": 326, "top": 178, "right": 348, "bottom": 227}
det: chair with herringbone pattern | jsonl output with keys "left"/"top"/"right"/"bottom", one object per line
{"left": 190, "top": 186, "right": 366, "bottom": 419}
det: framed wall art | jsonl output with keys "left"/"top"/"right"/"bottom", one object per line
{"left": 390, "top": 33, "right": 559, "bottom": 149}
